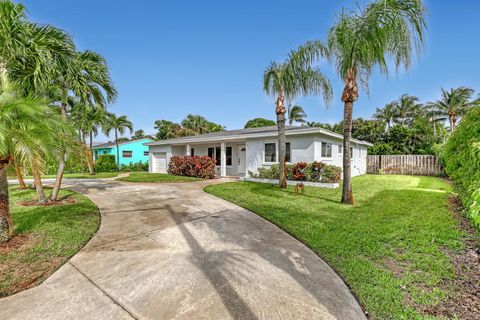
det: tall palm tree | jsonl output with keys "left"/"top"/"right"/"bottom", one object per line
{"left": 287, "top": 104, "right": 308, "bottom": 126}
{"left": 324, "top": 0, "right": 426, "bottom": 204}
{"left": 103, "top": 113, "right": 133, "bottom": 171}
{"left": 71, "top": 103, "right": 107, "bottom": 174}
{"left": 426, "top": 87, "right": 476, "bottom": 132}
{"left": 264, "top": 41, "right": 332, "bottom": 188}
{"left": 49, "top": 50, "right": 117, "bottom": 200}
{"left": 394, "top": 94, "right": 421, "bottom": 126}
{"left": 373, "top": 102, "right": 397, "bottom": 129}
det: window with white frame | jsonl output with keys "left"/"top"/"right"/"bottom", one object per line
{"left": 321, "top": 142, "right": 332, "bottom": 158}
{"left": 143, "top": 151, "right": 149, "bottom": 156}
{"left": 264, "top": 143, "right": 276, "bottom": 162}
{"left": 123, "top": 150, "right": 132, "bottom": 158}
{"left": 338, "top": 145, "right": 342, "bottom": 154}
{"left": 350, "top": 147, "right": 354, "bottom": 160}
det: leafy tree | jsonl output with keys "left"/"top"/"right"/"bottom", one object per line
{"left": 132, "top": 129, "right": 146, "bottom": 140}
{"left": 103, "top": 113, "right": 133, "bottom": 170}
{"left": 287, "top": 104, "right": 307, "bottom": 125}
{"left": 427, "top": 87, "right": 476, "bottom": 132}
{"left": 324, "top": 0, "right": 426, "bottom": 204}
{"left": 244, "top": 118, "right": 276, "bottom": 128}
{"left": 264, "top": 41, "right": 332, "bottom": 188}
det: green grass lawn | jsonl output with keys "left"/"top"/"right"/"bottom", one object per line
{"left": 116, "top": 172, "right": 202, "bottom": 183}
{"left": 205, "top": 175, "right": 470, "bottom": 319}
{"left": 0, "top": 187, "right": 100, "bottom": 297}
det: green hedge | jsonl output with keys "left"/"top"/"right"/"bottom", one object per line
{"left": 444, "top": 107, "right": 480, "bottom": 229}
{"left": 94, "top": 154, "right": 117, "bottom": 172}
{"left": 249, "top": 161, "right": 341, "bottom": 183}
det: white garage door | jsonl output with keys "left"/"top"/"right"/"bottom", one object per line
{"left": 153, "top": 153, "right": 167, "bottom": 173}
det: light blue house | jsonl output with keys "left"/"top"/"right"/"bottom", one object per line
{"left": 93, "top": 138, "right": 154, "bottom": 167}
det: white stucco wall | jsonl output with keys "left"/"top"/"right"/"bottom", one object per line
{"left": 148, "top": 132, "right": 369, "bottom": 177}
{"left": 245, "top": 133, "right": 368, "bottom": 177}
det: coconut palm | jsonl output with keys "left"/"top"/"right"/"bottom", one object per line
{"left": 324, "top": 0, "right": 426, "bottom": 204}
{"left": 394, "top": 94, "right": 422, "bottom": 126}
{"left": 264, "top": 41, "right": 332, "bottom": 188}
{"left": 287, "top": 104, "right": 308, "bottom": 126}
{"left": 426, "top": 87, "right": 476, "bottom": 132}
{"left": 102, "top": 113, "right": 133, "bottom": 170}
{"left": 373, "top": 102, "right": 398, "bottom": 129}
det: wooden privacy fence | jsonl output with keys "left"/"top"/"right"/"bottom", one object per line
{"left": 367, "top": 155, "right": 443, "bottom": 176}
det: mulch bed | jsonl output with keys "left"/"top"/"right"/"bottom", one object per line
{"left": 18, "top": 196, "right": 77, "bottom": 207}
{"left": 423, "top": 197, "right": 480, "bottom": 319}
{"left": 0, "top": 234, "right": 30, "bottom": 253}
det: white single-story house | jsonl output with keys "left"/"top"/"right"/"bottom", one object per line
{"left": 144, "top": 126, "right": 372, "bottom": 177}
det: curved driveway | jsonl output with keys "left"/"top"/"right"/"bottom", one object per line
{"left": 1, "top": 178, "right": 366, "bottom": 320}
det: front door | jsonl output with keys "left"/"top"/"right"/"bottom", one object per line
{"left": 237, "top": 145, "right": 246, "bottom": 175}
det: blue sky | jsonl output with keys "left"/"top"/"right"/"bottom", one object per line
{"left": 23, "top": 0, "right": 480, "bottom": 139}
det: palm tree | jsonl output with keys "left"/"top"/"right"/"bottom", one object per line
{"left": 324, "top": 0, "right": 426, "bottom": 204}
{"left": 394, "top": 94, "right": 421, "bottom": 126}
{"left": 0, "top": 75, "right": 58, "bottom": 241}
{"left": 71, "top": 103, "right": 107, "bottom": 174}
{"left": 287, "top": 104, "right": 308, "bottom": 125}
{"left": 103, "top": 113, "right": 133, "bottom": 171}
{"left": 373, "top": 102, "right": 397, "bottom": 129}
{"left": 264, "top": 41, "right": 332, "bottom": 188}
{"left": 426, "top": 87, "right": 476, "bottom": 132}
{"left": 49, "top": 50, "right": 117, "bottom": 200}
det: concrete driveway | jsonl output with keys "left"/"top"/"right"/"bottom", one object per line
{"left": 1, "top": 178, "right": 366, "bottom": 320}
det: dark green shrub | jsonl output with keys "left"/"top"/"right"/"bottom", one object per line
{"left": 120, "top": 161, "right": 149, "bottom": 172}
{"left": 444, "top": 107, "right": 480, "bottom": 228}
{"left": 95, "top": 155, "right": 118, "bottom": 172}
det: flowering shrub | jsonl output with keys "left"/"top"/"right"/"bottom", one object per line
{"left": 120, "top": 161, "right": 149, "bottom": 172}
{"left": 168, "top": 156, "right": 216, "bottom": 179}
{"left": 249, "top": 161, "right": 341, "bottom": 183}
{"left": 291, "top": 162, "right": 307, "bottom": 181}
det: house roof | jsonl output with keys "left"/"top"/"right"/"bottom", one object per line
{"left": 144, "top": 126, "right": 373, "bottom": 146}
{"left": 93, "top": 138, "right": 153, "bottom": 149}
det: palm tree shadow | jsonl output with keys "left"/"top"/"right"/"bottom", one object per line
{"left": 164, "top": 204, "right": 258, "bottom": 320}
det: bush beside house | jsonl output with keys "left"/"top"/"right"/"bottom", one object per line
{"left": 94, "top": 155, "right": 118, "bottom": 172}
{"left": 249, "top": 161, "right": 341, "bottom": 183}
{"left": 444, "top": 107, "right": 480, "bottom": 228}
{"left": 168, "top": 156, "right": 216, "bottom": 179}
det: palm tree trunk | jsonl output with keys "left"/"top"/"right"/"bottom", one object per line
{"left": 450, "top": 114, "right": 457, "bottom": 132}
{"left": 115, "top": 129, "right": 120, "bottom": 171}
{"left": 341, "top": 67, "right": 358, "bottom": 205}
{"left": 50, "top": 88, "right": 68, "bottom": 201}
{"left": 89, "top": 130, "right": 95, "bottom": 175}
{"left": 276, "top": 91, "right": 287, "bottom": 188}
{"left": 32, "top": 168, "right": 47, "bottom": 203}
{"left": 433, "top": 119, "right": 437, "bottom": 139}
{"left": 0, "top": 161, "right": 12, "bottom": 243}
{"left": 15, "top": 162, "right": 27, "bottom": 190}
